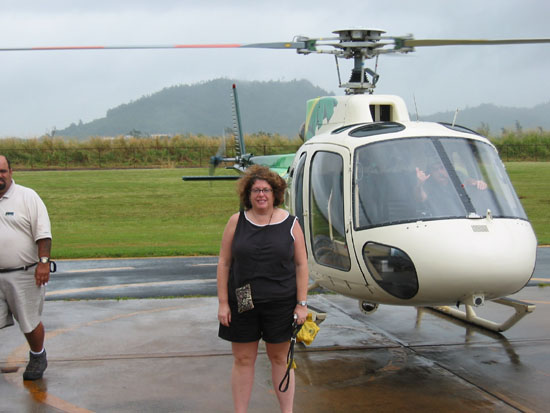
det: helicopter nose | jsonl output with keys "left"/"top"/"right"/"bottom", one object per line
{"left": 355, "top": 218, "right": 536, "bottom": 306}
{"left": 407, "top": 220, "right": 535, "bottom": 303}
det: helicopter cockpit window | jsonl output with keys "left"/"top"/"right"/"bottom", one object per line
{"left": 331, "top": 123, "right": 362, "bottom": 134}
{"left": 349, "top": 122, "right": 405, "bottom": 138}
{"left": 310, "top": 151, "right": 351, "bottom": 271}
{"left": 439, "top": 139, "right": 528, "bottom": 219}
{"left": 354, "top": 137, "right": 527, "bottom": 229}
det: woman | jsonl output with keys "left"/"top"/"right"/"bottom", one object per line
{"left": 217, "top": 165, "right": 309, "bottom": 413}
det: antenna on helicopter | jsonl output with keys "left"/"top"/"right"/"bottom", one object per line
{"left": 452, "top": 108, "right": 460, "bottom": 127}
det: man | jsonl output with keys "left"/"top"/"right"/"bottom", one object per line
{"left": 0, "top": 155, "right": 52, "bottom": 380}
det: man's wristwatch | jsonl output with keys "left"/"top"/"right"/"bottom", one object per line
{"left": 297, "top": 300, "right": 308, "bottom": 307}
{"left": 39, "top": 257, "right": 50, "bottom": 264}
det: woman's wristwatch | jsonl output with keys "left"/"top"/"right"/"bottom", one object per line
{"left": 297, "top": 300, "right": 308, "bottom": 307}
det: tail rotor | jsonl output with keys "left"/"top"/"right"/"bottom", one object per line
{"left": 209, "top": 132, "right": 227, "bottom": 177}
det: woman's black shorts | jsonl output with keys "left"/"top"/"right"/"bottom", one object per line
{"left": 218, "top": 297, "right": 296, "bottom": 344}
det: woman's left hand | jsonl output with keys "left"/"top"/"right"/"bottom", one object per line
{"left": 294, "top": 304, "right": 309, "bottom": 325}
{"left": 218, "top": 302, "right": 232, "bottom": 327}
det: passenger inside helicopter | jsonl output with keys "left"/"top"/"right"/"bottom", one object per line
{"left": 415, "top": 158, "right": 489, "bottom": 217}
{"left": 415, "top": 160, "right": 465, "bottom": 217}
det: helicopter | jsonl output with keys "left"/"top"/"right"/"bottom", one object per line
{"left": 180, "top": 29, "right": 550, "bottom": 332}
{"left": 5, "top": 29, "right": 549, "bottom": 332}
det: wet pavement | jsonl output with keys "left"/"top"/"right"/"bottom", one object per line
{"left": 1, "top": 285, "right": 549, "bottom": 412}
{"left": 42, "top": 246, "right": 550, "bottom": 300}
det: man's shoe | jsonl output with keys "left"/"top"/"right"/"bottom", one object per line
{"left": 23, "top": 350, "right": 47, "bottom": 380}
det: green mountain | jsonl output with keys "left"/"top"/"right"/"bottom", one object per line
{"left": 58, "top": 77, "right": 549, "bottom": 139}
{"left": 58, "top": 78, "right": 333, "bottom": 139}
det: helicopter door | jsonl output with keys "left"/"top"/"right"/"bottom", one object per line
{"left": 306, "top": 148, "right": 369, "bottom": 290}
{"left": 291, "top": 153, "right": 307, "bottom": 231}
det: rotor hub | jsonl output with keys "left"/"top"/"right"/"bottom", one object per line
{"left": 329, "top": 29, "right": 387, "bottom": 94}
{"left": 333, "top": 28, "right": 386, "bottom": 42}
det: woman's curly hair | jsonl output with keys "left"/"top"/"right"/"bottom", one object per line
{"left": 237, "top": 165, "right": 286, "bottom": 210}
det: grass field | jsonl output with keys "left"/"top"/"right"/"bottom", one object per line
{"left": 12, "top": 162, "right": 550, "bottom": 259}
{"left": 505, "top": 162, "right": 550, "bottom": 244}
{"left": 15, "top": 168, "right": 241, "bottom": 258}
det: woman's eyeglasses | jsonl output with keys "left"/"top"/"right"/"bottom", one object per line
{"left": 251, "top": 188, "right": 273, "bottom": 194}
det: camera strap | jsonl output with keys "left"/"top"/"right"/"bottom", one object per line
{"left": 278, "top": 320, "right": 302, "bottom": 393}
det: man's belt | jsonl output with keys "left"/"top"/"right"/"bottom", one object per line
{"left": 0, "top": 262, "right": 38, "bottom": 273}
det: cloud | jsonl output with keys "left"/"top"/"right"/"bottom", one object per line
{"left": 1, "top": 0, "right": 549, "bottom": 137}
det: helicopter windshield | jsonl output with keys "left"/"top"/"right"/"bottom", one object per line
{"left": 354, "top": 137, "right": 528, "bottom": 229}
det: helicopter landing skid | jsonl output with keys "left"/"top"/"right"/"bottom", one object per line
{"left": 429, "top": 297, "right": 536, "bottom": 333}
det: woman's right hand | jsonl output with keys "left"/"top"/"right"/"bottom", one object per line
{"left": 218, "top": 302, "right": 232, "bottom": 327}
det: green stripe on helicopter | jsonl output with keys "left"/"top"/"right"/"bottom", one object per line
{"left": 250, "top": 153, "right": 295, "bottom": 176}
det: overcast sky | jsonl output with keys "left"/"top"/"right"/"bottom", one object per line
{"left": 1, "top": 0, "right": 549, "bottom": 137}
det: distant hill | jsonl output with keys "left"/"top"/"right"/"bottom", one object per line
{"left": 57, "top": 78, "right": 549, "bottom": 139}
{"left": 419, "top": 102, "right": 550, "bottom": 134}
{"left": 58, "top": 79, "right": 333, "bottom": 139}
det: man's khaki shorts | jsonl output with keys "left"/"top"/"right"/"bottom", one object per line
{"left": 0, "top": 268, "right": 45, "bottom": 334}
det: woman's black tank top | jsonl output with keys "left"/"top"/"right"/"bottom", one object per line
{"left": 228, "top": 210, "right": 297, "bottom": 303}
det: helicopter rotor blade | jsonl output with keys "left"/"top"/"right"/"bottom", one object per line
{"left": 0, "top": 41, "right": 310, "bottom": 53}
{"left": 4, "top": 30, "right": 550, "bottom": 96}
{"left": 4, "top": 35, "right": 549, "bottom": 56}
{"left": 399, "top": 38, "right": 550, "bottom": 48}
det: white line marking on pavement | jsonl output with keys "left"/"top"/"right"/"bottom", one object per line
{"left": 46, "top": 279, "right": 216, "bottom": 296}
{"left": 62, "top": 266, "right": 135, "bottom": 273}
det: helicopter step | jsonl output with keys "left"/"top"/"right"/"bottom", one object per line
{"left": 429, "top": 297, "right": 536, "bottom": 333}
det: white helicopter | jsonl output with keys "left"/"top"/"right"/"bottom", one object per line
{"left": 6, "top": 29, "right": 549, "bottom": 332}
{"left": 182, "top": 29, "right": 550, "bottom": 332}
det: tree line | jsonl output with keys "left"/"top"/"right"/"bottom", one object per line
{"left": 1, "top": 129, "right": 550, "bottom": 170}
{"left": 0, "top": 134, "right": 303, "bottom": 169}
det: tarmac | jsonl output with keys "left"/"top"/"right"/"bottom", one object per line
{"left": 1, "top": 286, "right": 550, "bottom": 412}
